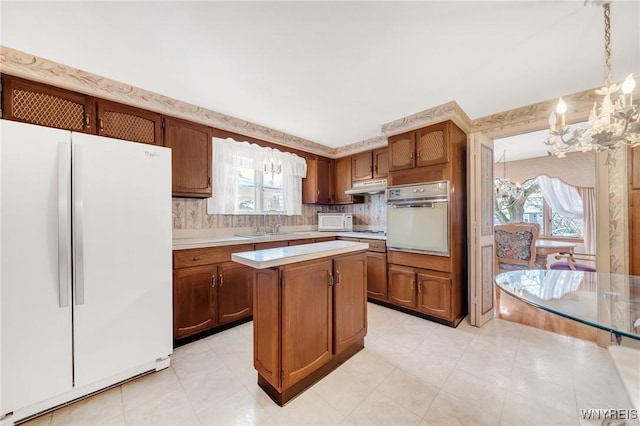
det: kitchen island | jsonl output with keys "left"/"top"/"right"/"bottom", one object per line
{"left": 232, "top": 240, "right": 369, "bottom": 406}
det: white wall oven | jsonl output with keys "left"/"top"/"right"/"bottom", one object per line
{"left": 386, "top": 181, "right": 450, "bottom": 256}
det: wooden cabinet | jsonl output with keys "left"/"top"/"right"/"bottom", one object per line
{"left": 173, "top": 265, "right": 217, "bottom": 340}
{"left": 172, "top": 244, "right": 254, "bottom": 341}
{"left": 352, "top": 151, "right": 373, "bottom": 181}
{"left": 96, "top": 100, "right": 161, "bottom": 145}
{"left": 164, "top": 117, "right": 212, "bottom": 198}
{"left": 415, "top": 122, "right": 449, "bottom": 167}
{"left": 417, "top": 272, "right": 451, "bottom": 319}
{"left": 333, "top": 254, "right": 367, "bottom": 355}
{"left": 373, "top": 148, "right": 389, "bottom": 178}
{"left": 388, "top": 132, "right": 416, "bottom": 172}
{"left": 388, "top": 265, "right": 417, "bottom": 308}
{"left": 352, "top": 149, "right": 389, "bottom": 181}
{"left": 253, "top": 251, "right": 367, "bottom": 405}
{"left": 1, "top": 75, "right": 93, "bottom": 133}
{"left": 388, "top": 121, "right": 453, "bottom": 176}
{"left": 302, "top": 156, "right": 333, "bottom": 204}
{"left": 366, "top": 252, "right": 388, "bottom": 301}
{"left": 335, "top": 156, "right": 360, "bottom": 204}
{"left": 218, "top": 261, "right": 253, "bottom": 325}
{"left": 281, "top": 259, "right": 333, "bottom": 387}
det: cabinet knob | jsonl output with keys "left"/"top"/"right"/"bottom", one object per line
{"left": 219, "top": 275, "right": 224, "bottom": 286}
{"left": 99, "top": 118, "right": 105, "bottom": 132}
{"left": 211, "top": 275, "right": 216, "bottom": 287}
{"left": 192, "top": 256, "right": 201, "bottom": 262}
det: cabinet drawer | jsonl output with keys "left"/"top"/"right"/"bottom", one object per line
{"left": 173, "top": 244, "right": 254, "bottom": 268}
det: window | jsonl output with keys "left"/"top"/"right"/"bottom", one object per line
{"left": 207, "top": 138, "right": 306, "bottom": 215}
{"left": 494, "top": 177, "right": 583, "bottom": 238}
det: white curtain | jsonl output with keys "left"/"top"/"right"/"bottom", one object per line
{"left": 536, "top": 175, "right": 583, "bottom": 219}
{"left": 578, "top": 187, "right": 597, "bottom": 255}
{"left": 207, "top": 137, "right": 307, "bottom": 216}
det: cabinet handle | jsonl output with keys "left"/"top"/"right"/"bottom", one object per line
{"left": 99, "top": 118, "right": 104, "bottom": 132}
{"left": 409, "top": 152, "right": 413, "bottom": 159}
{"left": 84, "top": 115, "right": 90, "bottom": 129}
{"left": 192, "top": 256, "right": 201, "bottom": 262}
{"left": 335, "top": 270, "right": 340, "bottom": 285}
{"left": 374, "top": 164, "right": 378, "bottom": 173}
{"left": 416, "top": 150, "right": 420, "bottom": 159}
{"left": 219, "top": 274, "right": 224, "bottom": 286}
{"left": 411, "top": 279, "right": 415, "bottom": 291}
{"left": 211, "top": 275, "right": 216, "bottom": 288}
{"left": 329, "top": 274, "right": 334, "bottom": 287}
{"left": 418, "top": 281, "right": 421, "bottom": 292}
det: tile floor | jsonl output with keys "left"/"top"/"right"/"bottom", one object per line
{"left": 22, "top": 303, "right": 636, "bottom": 426}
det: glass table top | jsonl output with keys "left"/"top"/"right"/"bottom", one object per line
{"left": 495, "top": 270, "right": 640, "bottom": 341}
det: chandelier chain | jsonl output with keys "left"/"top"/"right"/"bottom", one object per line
{"left": 604, "top": 2, "right": 611, "bottom": 86}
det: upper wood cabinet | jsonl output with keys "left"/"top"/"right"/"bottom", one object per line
{"left": 373, "top": 148, "right": 389, "bottom": 178}
{"left": 352, "top": 148, "right": 389, "bottom": 181}
{"left": 335, "top": 156, "right": 356, "bottom": 204}
{"left": 352, "top": 151, "right": 373, "bottom": 181}
{"left": 96, "top": 100, "right": 161, "bottom": 145}
{"left": 388, "top": 132, "right": 416, "bottom": 172}
{"left": 164, "top": 117, "right": 212, "bottom": 198}
{"left": 388, "top": 121, "right": 450, "bottom": 172}
{"left": 302, "top": 155, "right": 333, "bottom": 204}
{"left": 415, "top": 122, "right": 449, "bottom": 167}
{"left": 1, "top": 75, "right": 93, "bottom": 133}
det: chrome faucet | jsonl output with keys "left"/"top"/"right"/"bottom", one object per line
{"left": 263, "top": 209, "right": 282, "bottom": 234}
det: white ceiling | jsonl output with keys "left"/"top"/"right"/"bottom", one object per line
{"left": 1, "top": 1, "right": 639, "bottom": 150}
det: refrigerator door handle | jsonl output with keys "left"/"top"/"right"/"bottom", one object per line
{"left": 73, "top": 143, "right": 85, "bottom": 305}
{"left": 58, "top": 140, "right": 71, "bottom": 308}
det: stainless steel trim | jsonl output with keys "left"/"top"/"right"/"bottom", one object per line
{"left": 72, "top": 143, "right": 85, "bottom": 305}
{"left": 58, "top": 141, "right": 71, "bottom": 308}
{"left": 391, "top": 201, "right": 438, "bottom": 208}
{"left": 344, "top": 185, "right": 386, "bottom": 195}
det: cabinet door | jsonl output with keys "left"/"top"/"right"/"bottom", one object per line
{"left": 352, "top": 152, "right": 373, "bottom": 181}
{"left": 1, "top": 75, "right": 93, "bottom": 133}
{"left": 173, "top": 265, "right": 217, "bottom": 340}
{"left": 388, "top": 265, "right": 416, "bottom": 308}
{"left": 334, "top": 253, "right": 367, "bottom": 355}
{"left": 96, "top": 100, "right": 161, "bottom": 145}
{"left": 317, "top": 156, "right": 333, "bottom": 203}
{"left": 253, "top": 268, "right": 281, "bottom": 389}
{"left": 335, "top": 156, "right": 356, "bottom": 204}
{"left": 218, "top": 262, "right": 253, "bottom": 324}
{"left": 164, "top": 117, "right": 212, "bottom": 198}
{"left": 366, "top": 252, "right": 388, "bottom": 300}
{"left": 417, "top": 272, "right": 451, "bottom": 319}
{"left": 388, "top": 132, "right": 415, "bottom": 171}
{"left": 416, "top": 122, "right": 449, "bottom": 167}
{"left": 373, "top": 148, "right": 389, "bottom": 178}
{"left": 281, "top": 259, "right": 333, "bottom": 388}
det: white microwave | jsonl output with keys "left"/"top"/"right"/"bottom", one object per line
{"left": 318, "top": 213, "right": 353, "bottom": 232}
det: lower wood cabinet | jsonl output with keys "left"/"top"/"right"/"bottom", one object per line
{"left": 173, "top": 265, "right": 217, "bottom": 340}
{"left": 366, "top": 252, "right": 388, "bottom": 301}
{"left": 388, "top": 265, "right": 417, "bottom": 308}
{"left": 253, "top": 251, "right": 367, "bottom": 405}
{"left": 386, "top": 263, "right": 457, "bottom": 323}
{"left": 173, "top": 246, "right": 254, "bottom": 341}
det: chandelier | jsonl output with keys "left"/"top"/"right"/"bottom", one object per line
{"left": 263, "top": 151, "right": 282, "bottom": 179}
{"left": 495, "top": 150, "right": 522, "bottom": 205}
{"left": 546, "top": 2, "right": 639, "bottom": 161}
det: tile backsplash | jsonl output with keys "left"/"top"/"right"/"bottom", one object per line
{"left": 172, "top": 194, "right": 387, "bottom": 230}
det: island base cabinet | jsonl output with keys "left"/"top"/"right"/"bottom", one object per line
{"left": 252, "top": 252, "right": 367, "bottom": 406}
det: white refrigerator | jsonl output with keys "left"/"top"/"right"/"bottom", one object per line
{"left": 0, "top": 120, "right": 173, "bottom": 424}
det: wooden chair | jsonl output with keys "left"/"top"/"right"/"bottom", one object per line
{"left": 494, "top": 223, "right": 541, "bottom": 273}
{"left": 550, "top": 252, "right": 597, "bottom": 272}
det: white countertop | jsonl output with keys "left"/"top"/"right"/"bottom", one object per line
{"left": 173, "top": 230, "right": 385, "bottom": 250}
{"left": 231, "top": 240, "right": 369, "bottom": 269}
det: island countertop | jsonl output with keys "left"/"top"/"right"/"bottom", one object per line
{"left": 231, "top": 240, "right": 369, "bottom": 269}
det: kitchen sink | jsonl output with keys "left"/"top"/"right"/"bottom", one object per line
{"left": 235, "top": 232, "right": 291, "bottom": 238}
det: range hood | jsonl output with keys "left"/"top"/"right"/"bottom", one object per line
{"left": 344, "top": 179, "right": 387, "bottom": 195}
